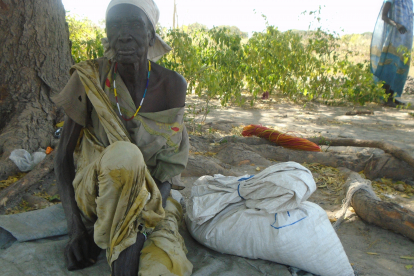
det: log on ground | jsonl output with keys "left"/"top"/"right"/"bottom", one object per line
{"left": 351, "top": 189, "right": 414, "bottom": 242}
{"left": 341, "top": 172, "right": 414, "bottom": 242}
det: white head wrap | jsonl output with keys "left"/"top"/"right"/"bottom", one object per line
{"left": 102, "top": 0, "right": 171, "bottom": 62}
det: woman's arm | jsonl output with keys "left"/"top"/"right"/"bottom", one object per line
{"left": 55, "top": 117, "right": 100, "bottom": 270}
{"left": 382, "top": 1, "right": 407, "bottom": 34}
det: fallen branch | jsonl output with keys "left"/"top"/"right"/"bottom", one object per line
{"left": 345, "top": 110, "right": 373, "bottom": 116}
{"left": 352, "top": 189, "right": 414, "bottom": 241}
{"left": 0, "top": 151, "right": 55, "bottom": 212}
{"left": 308, "top": 137, "right": 414, "bottom": 170}
{"left": 337, "top": 172, "right": 414, "bottom": 242}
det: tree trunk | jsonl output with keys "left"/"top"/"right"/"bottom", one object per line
{"left": 0, "top": 0, "right": 72, "bottom": 180}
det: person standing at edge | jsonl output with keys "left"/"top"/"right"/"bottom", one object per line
{"left": 370, "top": 0, "right": 413, "bottom": 107}
{"left": 53, "top": 0, "right": 193, "bottom": 275}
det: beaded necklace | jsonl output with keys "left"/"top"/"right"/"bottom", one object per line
{"left": 113, "top": 60, "right": 151, "bottom": 121}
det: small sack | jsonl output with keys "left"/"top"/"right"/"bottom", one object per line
{"left": 9, "top": 149, "right": 46, "bottom": 172}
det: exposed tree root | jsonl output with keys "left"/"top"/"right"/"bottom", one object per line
{"left": 308, "top": 137, "right": 414, "bottom": 171}
{"left": 0, "top": 156, "right": 21, "bottom": 181}
{"left": 339, "top": 172, "right": 414, "bottom": 242}
{"left": 0, "top": 151, "right": 55, "bottom": 213}
{"left": 352, "top": 189, "right": 414, "bottom": 242}
{"left": 223, "top": 136, "right": 414, "bottom": 171}
{"left": 221, "top": 136, "right": 413, "bottom": 180}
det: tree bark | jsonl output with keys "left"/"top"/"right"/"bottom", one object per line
{"left": 351, "top": 189, "right": 414, "bottom": 242}
{"left": 0, "top": 0, "right": 72, "bottom": 180}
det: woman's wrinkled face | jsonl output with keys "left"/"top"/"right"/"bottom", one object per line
{"left": 106, "top": 4, "right": 154, "bottom": 64}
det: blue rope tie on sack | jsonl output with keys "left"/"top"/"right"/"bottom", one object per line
{"left": 237, "top": 175, "right": 254, "bottom": 182}
{"left": 237, "top": 183, "right": 245, "bottom": 200}
{"left": 271, "top": 213, "right": 307, "bottom": 230}
{"left": 237, "top": 175, "right": 254, "bottom": 200}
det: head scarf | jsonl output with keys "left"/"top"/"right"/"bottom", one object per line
{"left": 102, "top": 0, "right": 171, "bottom": 62}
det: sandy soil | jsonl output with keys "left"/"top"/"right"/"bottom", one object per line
{"left": 181, "top": 92, "right": 414, "bottom": 276}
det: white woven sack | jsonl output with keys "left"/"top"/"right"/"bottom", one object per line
{"left": 185, "top": 162, "right": 354, "bottom": 276}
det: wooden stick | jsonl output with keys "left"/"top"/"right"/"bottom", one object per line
{"left": 345, "top": 110, "right": 373, "bottom": 116}
{"left": 0, "top": 151, "right": 55, "bottom": 212}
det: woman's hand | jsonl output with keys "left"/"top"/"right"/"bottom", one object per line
{"left": 397, "top": 23, "right": 408, "bottom": 34}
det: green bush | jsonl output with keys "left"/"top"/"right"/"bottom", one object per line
{"left": 158, "top": 27, "right": 245, "bottom": 106}
{"left": 67, "top": 15, "right": 386, "bottom": 106}
{"left": 67, "top": 15, "right": 105, "bottom": 63}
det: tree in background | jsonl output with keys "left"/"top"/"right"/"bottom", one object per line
{"left": 186, "top": 22, "right": 208, "bottom": 31}
{"left": 66, "top": 14, "right": 105, "bottom": 63}
{"left": 182, "top": 23, "right": 248, "bottom": 39}
{"left": 0, "top": 0, "right": 72, "bottom": 179}
{"left": 217, "top": 25, "right": 248, "bottom": 39}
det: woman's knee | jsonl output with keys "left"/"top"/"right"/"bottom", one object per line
{"left": 99, "top": 141, "right": 145, "bottom": 172}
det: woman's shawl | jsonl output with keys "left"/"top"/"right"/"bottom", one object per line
{"left": 70, "top": 59, "right": 189, "bottom": 187}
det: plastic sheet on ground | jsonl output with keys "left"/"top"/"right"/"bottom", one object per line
{"left": 0, "top": 204, "right": 66, "bottom": 249}
{"left": 0, "top": 204, "right": 292, "bottom": 276}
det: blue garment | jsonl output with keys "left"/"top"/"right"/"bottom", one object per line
{"left": 370, "top": 0, "right": 413, "bottom": 97}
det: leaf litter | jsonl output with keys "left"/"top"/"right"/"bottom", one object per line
{"left": 0, "top": 173, "right": 27, "bottom": 192}
{"left": 302, "top": 163, "right": 346, "bottom": 204}
{"left": 301, "top": 163, "right": 414, "bottom": 204}
{"left": 371, "top": 177, "right": 414, "bottom": 200}
{"left": 5, "top": 191, "right": 60, "bottom": 215}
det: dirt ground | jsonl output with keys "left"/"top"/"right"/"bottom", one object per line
{"left": 2, "top": 91, "right": 414, "bottom": 275}
{"left": 180, "top": 91, "right": 414, "bottom": 276}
